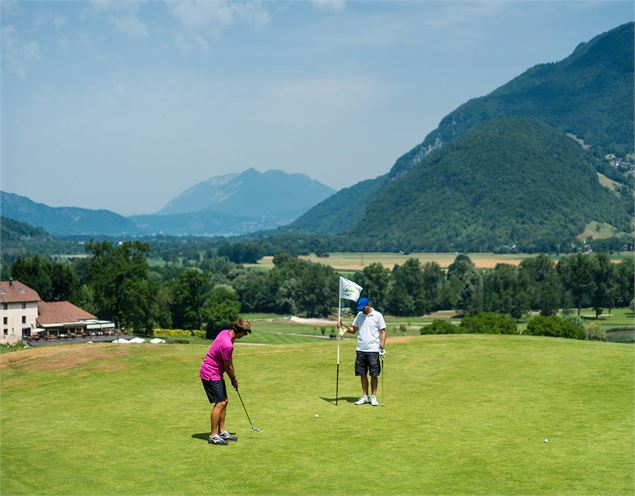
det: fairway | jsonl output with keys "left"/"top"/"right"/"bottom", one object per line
{"left": 1, "top": 336, "right": 633, "bottom": 495}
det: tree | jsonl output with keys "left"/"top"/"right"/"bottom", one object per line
{"left": 557, "top": 253, "right": 594, "bottom": 316}
{"left": 84, "top": 241, "right": 158, "bottom": 332}
{"left": 170, "top": 269, "right": 208, "bottom": 330}
{"left": 590, "top": 252, "right": 617, "bottom": 319}
{"left": 520, "top": 254, "right": 562, "bottom": 315}
{"left": 201, "top": 285, "right": 240, "bottom": 339}
{"left": 358, "top": 263, "right": 390, "bottom": 311}
{"left": 386, "top": 259, "right": 425, "bottom": 316}
{"left": 10, "top": 256, "right": 53, "bottom": 300}
{"left": 421, "top": 262, "right": 444, "bottom": 313}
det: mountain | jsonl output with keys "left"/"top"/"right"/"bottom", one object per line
{"left": 389, "top": 22, "right": 634, "bottom": 179}
{"left": 290, "top": 22, "right": 634, "bottom": 238}
{"left": 157, "top": 168, "right": 336, "bottom": 223}
{"left": 349, "top": 118, "right": 632, "bottom": 251}
{"left": 0, "top": 192, "right": 138, "bottom": 236}
{"left": 156, "top": 173, "right": 239, "bottom": 215}
{"left": 288, "top": 175, "right": 389, "bottom": 234}
{"left": 1, "top": 216, "right": 53, "bottom": 242}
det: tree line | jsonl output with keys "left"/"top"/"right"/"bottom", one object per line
{"left": 9, "top": 242, "right": 633, "bottom": 335}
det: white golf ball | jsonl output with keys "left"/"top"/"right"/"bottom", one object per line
{"left": 544, "top": 438, "right": 549, "bottom": 443}
{"left": 315, "top": 414, "right": 319, "bottom": 418}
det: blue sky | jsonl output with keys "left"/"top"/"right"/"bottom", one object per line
{"left": 2, "top": 0, "right": 633, "bottom": 215}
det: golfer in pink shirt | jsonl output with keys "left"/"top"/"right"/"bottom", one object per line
{"left": 200, "top": 319, "right": 251, "bottom": 446}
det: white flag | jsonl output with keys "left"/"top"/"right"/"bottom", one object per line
{"left": 339, "top": 276, "right": 363, "bottom": 301}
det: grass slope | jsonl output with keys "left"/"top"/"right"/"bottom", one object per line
{"left": 1, "top": 336, "right": 633, "bottom": 495}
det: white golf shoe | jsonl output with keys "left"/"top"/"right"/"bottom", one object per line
{"left": 354, "top": 395, "right": 369, "bottom": 405}
{"left": 370, "top": 395, "right": 379, "bottom": 406}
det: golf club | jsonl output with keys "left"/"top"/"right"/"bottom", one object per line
{"left": 236, "top": 388, "right": 261, "bottom": 432}
{"left": 379, "top": 354, "right": 385, "bottom": 407}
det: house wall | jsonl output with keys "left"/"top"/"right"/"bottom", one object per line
{"left": 0, "top": 301, "right": 38, "bottom": 344}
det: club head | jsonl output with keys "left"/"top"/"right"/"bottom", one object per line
{"left": 251, "top": 427, "right": 261, "bottom": 432}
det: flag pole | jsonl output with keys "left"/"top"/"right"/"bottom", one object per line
{"left": 336, "top": 290, "right": 341, "bottom": 406}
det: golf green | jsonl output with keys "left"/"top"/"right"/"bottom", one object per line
{"left": 1, "top": 335, "right": 633, "bottom": 495}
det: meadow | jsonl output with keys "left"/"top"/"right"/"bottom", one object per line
{"left": 1, "top": 332, "right": 633, "bottom": 495}
{"left": 242, "top": 251, "right": 632, "bottom": 272}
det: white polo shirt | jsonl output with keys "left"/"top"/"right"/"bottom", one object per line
{"left": 353, "top": 308, "right": 386, "bottom": 352}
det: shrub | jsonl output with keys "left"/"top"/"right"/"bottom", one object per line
{"left": 421, "top": 319, "right": 457, "bottom": 335}
{"left": 561, "top": 314, "right": 587, "bottom": 337}
{"left": 585, "top": 322, "right": 606, "bottom": 341}
{"left": 399, "top": 324, "right": 408, "bottom": 334}
{"left": 526, "top": 316, "right": 586, "bottom": 340}
{"left": 192, "top": 330, "right": 206, "bottom": 338}
{"left": 153, "top": 329, "right": 196, "bottom": 338}
{"left": 460, "top": 312, "right": 518, "bottom": 335}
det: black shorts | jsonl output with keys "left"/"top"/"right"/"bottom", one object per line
{"left": 355, "top": 351, "right": 381, "bottom": 377}
{"left": 201, "top": 379, "right": 228, "bottom": 403}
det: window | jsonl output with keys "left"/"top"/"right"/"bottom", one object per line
{"left": 21, "top": 303, "right": 26, "bottom": 309}
{"left": 22, "top": 316, "right": 27, "bottom": 324}
{"left": 2, "top": 317, "right": 6, "bottom": 325}
{"left": 2, "top": 303, "right": 7, "bottom": 310}
{"left": 3, "top": 329, "right": 7, "bottom": 335}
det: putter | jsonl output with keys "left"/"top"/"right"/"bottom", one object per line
{"left": 379, "top": 355, "right": 385, "bottom": 407}
{"left": 236, "top": 388, "right": 261, "bottom": 432}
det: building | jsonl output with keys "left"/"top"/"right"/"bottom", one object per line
{"left": 0, "top": 280, "right": 116, "bottom": 345}
{"left": 0, "top": 280, "right": 40, "bottom": 344}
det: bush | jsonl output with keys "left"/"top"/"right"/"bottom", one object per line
{"left": 399, "top": 324, "right": 408, "bottom": 334}
{"left": 421, "top": 319, "right": 457, "bottom": 335}
{"left": 526, "top": 315, "right": 586, "bottom": 340}
{"left": 153, "top": 329, "right": 196, "bottom": 338}
{"left": 585, "top": 322, "right": 606, "bottom": 341}
{"left": 460, "top": 312, "right": 518, "bottom": 335}
{"left": 192, "top": 330, "right": 206, "bottom": 338}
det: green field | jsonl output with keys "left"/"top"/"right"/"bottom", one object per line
{"left": 2, "top": 334, "right": 633, "bottom": 495}
{"left": 243, "top": 252, "right": 632, "bottom": 272}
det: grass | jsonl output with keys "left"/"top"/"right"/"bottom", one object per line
{"left": 1, "top": 335, "right": 633, "bottom": 495}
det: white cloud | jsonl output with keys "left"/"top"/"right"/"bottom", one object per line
{"left": 165, "top": 0, "right": 270, "bottom": 53}
{"left": 2, "top": 25, "right": 40, "bottom": 77}
{"left": 165, "top": 0, "right": 270, "bottom": 30}
{"left": 111, "top": 13, "right": 149, "bottom": 38}
{"left": 174, "top": 31, "right": 210, "bottom": 54}
{"left": 311, "top": 0, "right": 346, "bottom": 12}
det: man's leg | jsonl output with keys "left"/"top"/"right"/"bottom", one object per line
{"left": 360, "top": 375, "right": 369, "bottom": 396}
{"left": 211, "top": 399, "right": 228, "bottom": 436}
{"left": 370, "top": 376, "right": 378, "bottom": 396}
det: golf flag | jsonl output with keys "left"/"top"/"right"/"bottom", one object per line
{"left": 339, "top": 276, "right": 362, "bottom": 302}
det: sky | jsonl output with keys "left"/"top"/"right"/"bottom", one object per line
{"left": 2, "top": 0, "right": 633, "bottom": 215}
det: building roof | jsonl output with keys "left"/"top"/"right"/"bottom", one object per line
{"left": 37, "top": 301, "right": 96, "bottom": 326}
{"left": 0, "top": 280, "right": 41, "bottom": 303}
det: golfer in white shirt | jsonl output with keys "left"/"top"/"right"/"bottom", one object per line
{"left": 338, "top": 297, "right": 386, "bottom": 406}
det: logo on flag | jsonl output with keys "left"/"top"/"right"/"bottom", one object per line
{"left": 339, "top": 276, "right": 362, "bottom": 301}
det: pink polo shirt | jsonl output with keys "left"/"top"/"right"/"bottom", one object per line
{"left": 199, "top": 330, "right": 234, "bottom": 381}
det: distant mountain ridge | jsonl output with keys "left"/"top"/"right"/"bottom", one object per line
{"left": 1, "top": 169, "right": 336, "bottom": 237}
{"left": 289, "top": 22, "right": 635, "bottom": 247}
{"left": 157, "top": 168, "right": 336, "bottom": 222}
{"left": 0, "top": 192, "right": 138, "bottom": 236}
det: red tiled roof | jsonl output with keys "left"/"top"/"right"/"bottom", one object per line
{"left": 37, "top": 301, "right": 96, "bottom": 325}
{"left": 0, "top": 280, "right": 41, "bottom": 303}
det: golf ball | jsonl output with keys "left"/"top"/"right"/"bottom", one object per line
{"left": 315, "top": 414, "right": 319, "bottom": 418}
{"left": 544, "top": 438, "right": 549, "bottom": 443}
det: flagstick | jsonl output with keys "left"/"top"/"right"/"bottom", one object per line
{"left": 336, "top": 295, "right": 341, "bottom": 406}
